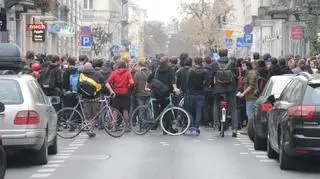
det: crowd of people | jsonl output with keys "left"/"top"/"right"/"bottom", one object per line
{"left": 19, "top": 49, "right": 320, "bottom": 137}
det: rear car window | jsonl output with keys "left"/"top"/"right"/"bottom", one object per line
{"left": 303, "top": 84, "right": 320, "bottom": 105}
{"left": 0, "top": 80, "right": 23, "bottom": 104}
{"left": 270, "top": 79, "right": 291, "bottom": 96}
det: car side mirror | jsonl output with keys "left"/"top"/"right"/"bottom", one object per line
{"left": 49, "top": 96, "right": 60, "bottom": 105}
{"left": 266, "top": 95, "right": 276, "bottom": 105}
{"left": 0, "top": 102, "right": 5, "bottom": 113}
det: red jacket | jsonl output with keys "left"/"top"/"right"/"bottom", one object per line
{"left": 107, "top": 68, "right": 134, "bottom": 94}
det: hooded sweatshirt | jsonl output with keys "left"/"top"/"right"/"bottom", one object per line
{"left": 186, "top": 66, "right": 208, "bottom": 95}
{"left": 107, "top": 68, "right": 134, "bottom": 94}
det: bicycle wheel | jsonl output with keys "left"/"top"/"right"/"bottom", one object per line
{"left": 160, "top": 106, "right": 190, "bottom": 136}
{"left": 103, "top": 107, "right": 125, "bottom": 138}
{"left": 57, "top": 107, "right": 84, "bottom": 139}
{"left": 130, "top": 105, "right": 153, "bottom": 135}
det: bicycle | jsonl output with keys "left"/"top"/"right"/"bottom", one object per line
{"left": 130, "top": 94, "right": 191, "bottom": 136}
{"left": 218, "top": 94, "right": 229, "bottom": 137}
{"left": 57, "top": 93, "right": 125, "bottom": 139}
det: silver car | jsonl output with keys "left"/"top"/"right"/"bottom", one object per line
{"left": 0, "top": 74, "right": 58, "bottom": 165}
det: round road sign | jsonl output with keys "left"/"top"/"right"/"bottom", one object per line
{"left": 244, "top": 24, "right": 253, "bottom": 34}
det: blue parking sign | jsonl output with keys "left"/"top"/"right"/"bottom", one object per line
{"left": 225, "top": 38, "right": 233, "bottom": 46}
{"left": 244, "top": 34, "right": 253, "bottom": 44}
{"left": 81, "top": 36, "right": 92, "bottom": 47}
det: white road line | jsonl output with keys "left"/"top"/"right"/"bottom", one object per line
{"left": 194, "top": 140, "right": 200, "bottom": 143}
{"left": 260, "top": 159, "right": 276, "bottom": 163}
{"left": 207, "top": 138, "right": 216, "bottom": 141}
{"left": 38, "top": 168, "right": 56, "bottom": 173}
{"left": 251, "top": 151, "right": 267, "bottom": 154}
{"left": 31, "top": 173, "right": 51, "bottom": 178}
{"left": 241, "top": 142, "right": 252, "bottom": 144}
{"left": 256, "top": 155, "right": 268, "bottom": 158}
{"left": 48, "top": 160, "right": 65, "bottom": 164}
{"left": 57, "top": 153, "right": 72, "bottom": 156}
{"left": 233, "top": 144, "right": 241, "bottom": 146}
{"left": 73, "top": 139, "right": 88, "bottom": 142}
{"left": 240, "top": 152, "right": 249, "bottom": 155}
{"left": 248, "top": 148, "right": 254, "bottom": 151}
{"left": 43, "top": 164, "right": 61, "bottom": 168}
{"left": 160, "top": 141, "right": 167, "bottom": 144}
{"left": 69, "top": 144, "right": 84, "bottom": 147}
{"left": 64, "top": 147, "right": 78, "bottom": 150}
{"left": 60, "top": 150, "right": 75, "bottom": 153}
{"left": 163, "top": 143, "right": 169, "bottom": 146}
{"left": 53, "top": 156, "right": 70, "bottom": 159}
{"left": 71, "top": 141, "right": 86, "bottom": 144}
{"left": 245, "top": 145, "right": 253, "bottom": 148}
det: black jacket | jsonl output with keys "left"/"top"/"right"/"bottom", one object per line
{"left": 176, "top": 66, "right": 191, "bottom": 93}
{"left": 186, "top": 66, "right": 209, "bottom": 95}
{"left": 147, "top": 65, "right": 176, "bottom": 92}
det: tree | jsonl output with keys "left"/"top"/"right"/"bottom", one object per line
{"left": 180, "top": 0, "right": 233, "bottom": 52}
{"left": 143, "top": 21, "right": 167, "bottom": 56}
{"left": 91, "top": 24, "right": 112, "bottom": 56}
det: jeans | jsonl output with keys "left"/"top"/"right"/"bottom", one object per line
{"left": 186, "top": 95, "right": 204, "bottom": 129}
{"left": 213, "top": 91, "right": 238, "bottom": 131}
{"left": 246, "top": 100, "right": 256, "bottom": 121}
{"left": 203, "top": 95, "right": 214, "bottom": 126}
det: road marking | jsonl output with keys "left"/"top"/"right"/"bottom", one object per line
{"left": 65, "top": 147, "right": 78, "bottom": 150}
{"left": 255, "top": 155, "right": 268, "bottom": 158}
{"left": 245, "top": 145, "right": 253, "bottom": 147}
{"left": 48, "top": 160, "right": 65, "bottom": 164}
{"left": 60, "top": 150, "right": 75, "bottom": 153}
{"left": 194, "top": 140, "right": 200, "bottom": 143}
{"left": 240, "top": 152, "right": 249, "bottom": 155}
{"left": 69, "top": 144, "right": 84, "bottom": 147}
{"left": 53, "top": 156, "right": 70, "bottom": 159}
{"left": 260, "top": 159, "right": 276, "bottom": 163}
{"left": 160, "top": 141, "right": 167, "bottom": 144}
{"left": 71, "top": 142, "right": 86, "bottom": 144}
{"left": 248, "top": 148, "right": 254, "bottom": 151}
{"left": 163, "top": 143, "right": 169, "bottom": 146}
{"left": 233, "top": 144, "right": 241, "bottom": 146}
{"left": 31, "top": 173, "right": 51, "bottom": 178}
{"left": 38, "top": 168, "right": 56, "bottom": 173}
{"left": 241, "top": 142, "right": 252, "bottom": 144}
{"left": 43, "top": 164, "right": 60, "bottom": 168}
{"left": 251, "top": 151, "right": 267, "bottom": 154}
{"left": 207, "top": 138, "right": 216, "bottom": 141}
{"left": 57, "top": 153, "right": 72, "bottom": 156}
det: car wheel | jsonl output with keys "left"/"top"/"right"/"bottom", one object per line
{"left": 279, "top": 132, "right": 294, "bottom": 170}
{"left": 48, "top": 136, "right": 58, "bottom": 155}
{"left": 254, "top": 130, "right": 267, "bottom": 150}
{"left": 267, "top": 134, "right": 278, "bottom": 159}
{"left": 248, "top": 119, "right": 254, "bottom": 142}
{"left": 0, "top": 146, "right": 6, "bottom": 179}
{"left": 34, "top": 135, "right": 48, "bottom": 165}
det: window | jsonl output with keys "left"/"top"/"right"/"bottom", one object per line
{"left": 83, "top": 0, "right": 93, "bottom": 9}
{"left": 269, "top": 79, "right": 292, "bottom": 97}
{"left": 28, "top": 81, "right": 45, "bottom": 104}
{"left": 303, "top": 84, "right": 320, "bottom": 105}
{"left": 281, "top": 80, "right": 304, "bottom": 103}
{"left": 0, "top": 80, "right": 23, "bottom": 104}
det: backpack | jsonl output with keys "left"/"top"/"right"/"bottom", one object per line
{"left": 215, "top": 60, "right": 234, "bottom": 84}
{"left": 236, "top": 67, "right": 245, "bottom": 92}
{"left": 39, "top": 67, "right": 55, "bottom": 90}
{"left": 78, "top": 73, "right": 102, "bottom": 98}
{"left": 69, "top": 71, "right": 79, "bottom": 92}
{"left": 150, "top": 68, "right": 169, "bottom": 98}
{"left": 254, "top": 74, "right": 268, "bottom": 97}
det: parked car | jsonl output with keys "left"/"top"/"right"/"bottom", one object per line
{"left": 0, "top": 102, "right": 6, "bottom": 179}
{"left": 251, "top": 75, "right": 295, "bottom": 150}
{"left": 0, "top": 74, "right": 58, "bottom": 165}
{"left": 267, "top": 72, "right": 320, "bottom": 170}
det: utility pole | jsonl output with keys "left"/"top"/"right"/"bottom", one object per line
{"left": 121, "top": 0, "right": 128, "bottom": 46}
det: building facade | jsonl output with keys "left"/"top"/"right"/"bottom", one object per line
{"left": 128, "top": 2, "right": 146, "bottom": 58}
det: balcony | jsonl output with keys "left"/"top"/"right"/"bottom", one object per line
{"left": 82, "top": 10, "right": 120, "bottom": 22}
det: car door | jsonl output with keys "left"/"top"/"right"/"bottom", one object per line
{"left": 33, "top": 82, "right": 57, "bottom": 141}
{"left": 269, "top": 80, "right": 295, "bottom": 148}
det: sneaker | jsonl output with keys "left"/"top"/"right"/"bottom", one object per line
{"left": 232, "top": 132, "right": 237, "bottom": 138}
{"left": 87, "top": 132, "right": 96, "bottom": 138}
{"left": 190, "top": 130, "right": 198, "bottom": 136}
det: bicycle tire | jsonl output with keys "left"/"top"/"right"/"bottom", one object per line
{"left": 57, "top": 107, "right": 83, "bottom": 139}
{"left": 103, "top": 107, "right": 126, "bottom": 138}
{"left": 160, "top": 106, "right": 190, "bottom": 136}
{"left": 130, "top": 105, "right": 153, "bottom": 135}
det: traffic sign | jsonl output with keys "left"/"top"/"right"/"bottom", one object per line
{"left": 236, "top": 37, "right": 244, "bottom": 47}
{"left": 81, "top": 36, "right": 92, "bottom": 47}
{"left": 224, "top": 30, "right": 234, "bottom": 37}
{"left": 244, "top": 34, "right": 253, "bottom": 44}
{"left": 244, "top": 24, "right": 253, "bottom": 34}
{"left": 225, "top": 38, "right": 233, "bottom": 46}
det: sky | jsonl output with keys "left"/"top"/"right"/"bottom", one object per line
{"left": 134, "top": 0, "right": 184, "bottom": 23}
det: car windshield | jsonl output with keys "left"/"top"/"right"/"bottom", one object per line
{"left": 271, "top": 79, "right": 291, "bottom": 96}
{"left": 0, "top": 80, "right": 23, "bottom": 104}
{"left": 303, "top": 84, "right": 320, "bottom": 105}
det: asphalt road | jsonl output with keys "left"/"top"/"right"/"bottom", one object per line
{"left": 5, "top": 128, "right": 320, "bottom": 179}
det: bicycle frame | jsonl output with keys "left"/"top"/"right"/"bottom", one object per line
{"left": 147, "top": 94, "right": 175, "bottom": 123}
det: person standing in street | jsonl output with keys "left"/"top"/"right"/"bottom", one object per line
{"left": 185, "top": 57, "right": 209, "bottom": 136}
{"left": 134, "top": 59, "right": 151, "bottom": 106}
